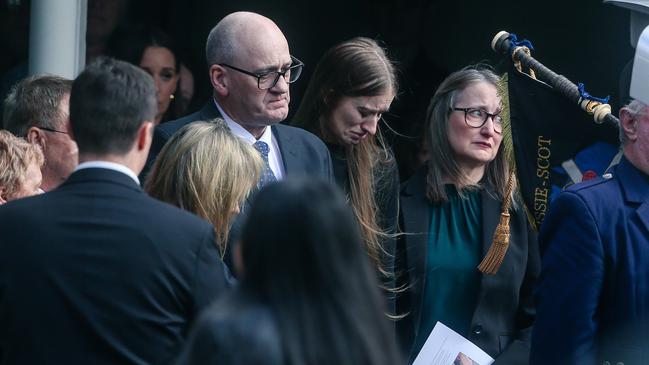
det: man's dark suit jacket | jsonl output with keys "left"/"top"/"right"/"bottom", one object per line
{"left": 396, "top": 166, "right": 540, "bottom": 364}
{"left": 0, "top": 167, "right": 231, "bottom": 365}
{"left": 143, "top": 101, "right": 334, "bottom": 182}
{"left": 175, "top": 290, "right": 284, "bottom": 365}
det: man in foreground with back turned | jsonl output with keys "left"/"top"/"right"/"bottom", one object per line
{"left": 0, "top": 58, "right": 230, "bottom": 365}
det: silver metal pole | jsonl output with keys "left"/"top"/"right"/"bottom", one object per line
{"left": 29, "top": 0, "right": 87, "bottom": 78}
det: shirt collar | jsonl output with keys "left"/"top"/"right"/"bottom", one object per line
{"left": 74, "top": 161, "right": 140, "bottom": 185}
{"left": 213, "top": 99, "right": 273, "bottom": 145}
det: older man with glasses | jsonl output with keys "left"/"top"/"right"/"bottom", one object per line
{"left": 144, "top": 11, "right": 333, "bottom": 188}
{"left": 3, "top": 75, "right": 78, "bottom": 192}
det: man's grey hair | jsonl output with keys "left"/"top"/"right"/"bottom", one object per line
{"left": 3, "top": 75, "right": 72, "bottom": 137}
{"left": 205, "top": 21, "right": 236, "bottom": 66}
{"left": 620, "top": 99, "right": 648, "bottom": 145}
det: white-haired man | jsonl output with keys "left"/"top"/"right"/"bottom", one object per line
{"left": 532, "top": 99, "right": 649, "bottom": 365}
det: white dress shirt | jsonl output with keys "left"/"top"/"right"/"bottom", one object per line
{"left": 214, "top": 100, "right": 285, "bottom": 179}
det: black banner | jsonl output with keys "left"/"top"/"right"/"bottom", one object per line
{"left": 505, "top": 68, "right": 619, "bottom": 229}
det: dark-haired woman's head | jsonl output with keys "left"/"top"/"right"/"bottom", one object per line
{"left": 425, "top": 65, "right": 509, "bottom": 202}
{"left": 238, "top": 179, "right": 401, "bottom": 365}
{"left": 240, "top": 179, "right": 368, "bottom": 289}
{"left": 294, "top": 37, "right": 397, "bottom": 147}
{"left": 110, "top": 26, "right": 180, "bottom": 124}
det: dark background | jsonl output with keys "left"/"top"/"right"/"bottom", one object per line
{"left": 0, "top": 0, "right": 635, "bottom": 179}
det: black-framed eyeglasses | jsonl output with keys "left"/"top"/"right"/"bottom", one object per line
{"left": 450, "top": 107, "right": 503, "bottom": 134}
{"left": 219, "top": 55, "right": 304, "bottom": 90}
{"left": 37, "top": 126, "right": 68, "bottom": 135}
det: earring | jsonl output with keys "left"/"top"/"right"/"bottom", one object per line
{"left": 170, "top": 94, "right": 175, "bottom": 100}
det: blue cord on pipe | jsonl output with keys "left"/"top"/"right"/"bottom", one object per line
{"left": 577, "top": 83, "right": 610, "bottom": 104}
{"left": 507, "top": 33, "right": 534, "bottom": 57}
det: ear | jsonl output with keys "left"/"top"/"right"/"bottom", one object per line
{"left": 620, "top": 107, "right": 638, "bottom": 143}
{"left": 209, "top": 64, "right": 228, "bottom": 97}
{"left": 26, "top": 127, "right": 46, "bottom": 149}
{"left": 136, "top": 121, "right": 154, "bottom": 152}
{"left": 65, "top": 121, "right": 76, "bottom": 142}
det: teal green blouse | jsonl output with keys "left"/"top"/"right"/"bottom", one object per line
{"left": 412, "top": 185, "right": 483, "bottom": 356}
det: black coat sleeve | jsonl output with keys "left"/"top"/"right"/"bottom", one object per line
{"left": 189, "top": 225, "right": 233, "bottom": 321}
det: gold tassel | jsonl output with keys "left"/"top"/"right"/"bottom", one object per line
{"left": 477, "top": 213, "right": 511, "bottom": 274}
{"left": 478, "top": 171, "right": 516, "bottom": 275}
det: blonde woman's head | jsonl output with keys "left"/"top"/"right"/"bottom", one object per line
{"left": 145, "top": 119, "right": 263, "bottom": 255}
{"left": 0, "top": 130, "right": 44, "bottom": 204}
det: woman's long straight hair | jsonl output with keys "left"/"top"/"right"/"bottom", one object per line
{"left": 293, "top": 37, "right": 398, "bottom": 277}
{"left": 240, "top": 179, "right": 402, "bottom": 365}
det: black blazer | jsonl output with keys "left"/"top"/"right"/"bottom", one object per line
{"left": 396, "top": 167, "right": 540, "bottom": 364}
{"left": 144, "top": 101, "right": 225, "bottom": 178}
{"left": 144, "top": 101, "right": 334, "bottom": 183}
{"left": 0, "top": 168, "right": 231, "bottom": 365}
{"left": 175, "top": 290, "right": 284, "bottom": 365}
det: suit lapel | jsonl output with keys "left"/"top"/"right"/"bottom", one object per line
{"left": 617, "top": 158, "right": 649, "bottom": 233}
{"left": 480, "top": 191, "right": 500, "bottom": 258}
{"left": 272, "top": 125, "right": 297, "bottom": 175}
{"left": 401, "top": 168, "right": 431, "bottom": 336}
{"left": 199, "top": 101, "right": 223, "bottom": 121}
{"left": 637, "top": 204, "right": 649, "bottom": 235}
{"left": 464, "top": 189, "right": 502, "bottom": 327}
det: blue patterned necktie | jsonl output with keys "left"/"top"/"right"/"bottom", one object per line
{"left": 253, "top": 140, "right": 277, "bottom": 187}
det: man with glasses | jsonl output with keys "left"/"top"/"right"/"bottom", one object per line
{"left": 145, "top": 11, "right": 333, "bottom": 187}
{"left": 3, "top": 75, "right": 78, "bottom": 192}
